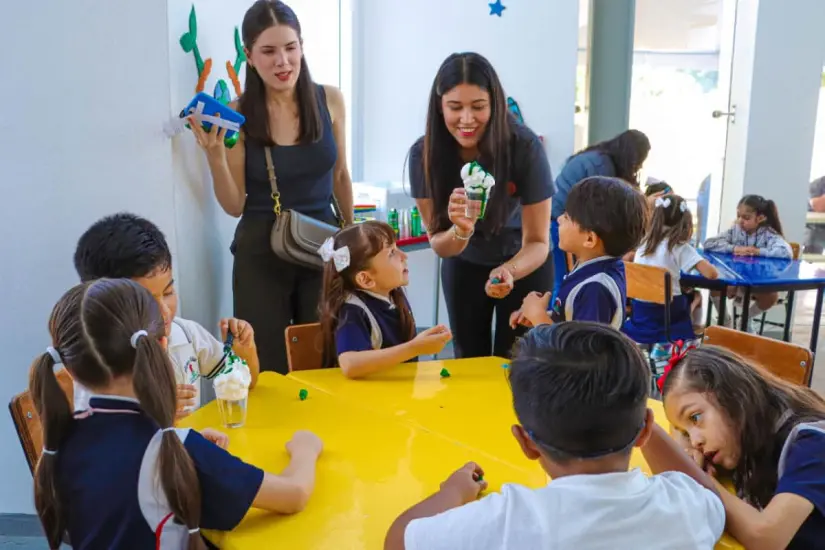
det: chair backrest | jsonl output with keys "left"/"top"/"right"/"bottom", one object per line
{"left": 9, "top": 367, "right": 74, "bottom": 474}
{"left": 285, "top": 323, "right": 324, "bottom": 372}
{"left": 624, "top": 262, "right": 672, "bottom": 305}
{"left": 703, "top": 326, "right": 813, "bottom": 386}
{"left": 790, "top": 242, "right": 801, "bottom": 260}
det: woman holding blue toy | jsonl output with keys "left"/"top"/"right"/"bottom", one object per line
{"left": 192, "top": 0, "right": 354, "bottom": 374}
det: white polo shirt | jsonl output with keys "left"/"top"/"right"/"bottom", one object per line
{"left": 405, "top": 469, "right": 725, "bottom": 550}
{"left": 73, "top": 317, "right": 225, "bottom": 412}
{"left": 634, "top": 239, "right": 704, "bottom": 297}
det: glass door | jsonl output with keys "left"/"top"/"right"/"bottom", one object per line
{"left": 628, "top": 0, "right": 739, "bottom": 243}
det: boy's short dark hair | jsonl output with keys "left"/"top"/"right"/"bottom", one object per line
{"left": 509, "top": 322, "right": 650, "bottom": 463}
{"left": 73, "top": 213, "right": 172, "bottom": 282}
{"left": 565, "top": 176, "right": 648, "bottom": 256}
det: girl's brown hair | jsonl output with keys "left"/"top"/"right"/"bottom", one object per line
{"left": 319, "top": 221, "right": 415, "bottom": 367}
{"left": 662, "top": 345, "right": 825, "bottom": 507}
{"left": 640, "top": 194, "right": 694, "bottom": 256}
{"left": 31, "top": 279, "right": 204, "bottom": 549}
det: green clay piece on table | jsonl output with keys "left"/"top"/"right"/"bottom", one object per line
{"left": 439, "top": 368, "right": 451, "bottom": 378}
{"left": 299, "top": 388, "right": 309, "bottom": 401}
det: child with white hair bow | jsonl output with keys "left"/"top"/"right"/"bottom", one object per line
{"left": 623, "top": 194, "right": 718, "bottom": 358}
{"left": 316, "top": 221, "right": 452, "bottom": 378}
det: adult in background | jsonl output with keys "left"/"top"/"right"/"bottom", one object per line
{"left": 191, "top": 0, "right": 354, "bottom": 374}
{"left": 408, "top": 52, "right": 554, "bottom": 359}
{"left": 550, "top": 130, "right": 650, "bottom": 298}
{"left": 805, "top": 175, "right": 825, "bottom": 254}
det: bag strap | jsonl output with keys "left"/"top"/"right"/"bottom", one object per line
{"left": 264, "top": 147, "right": 282, "bottom": 215}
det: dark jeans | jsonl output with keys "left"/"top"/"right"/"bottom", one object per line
{"left": 232, "top": 216, "right": 322, "bottom": 374}
{"left": 441, "top": 255, "right": 554, "bottom": 359}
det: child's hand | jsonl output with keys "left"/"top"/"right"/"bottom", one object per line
{"left": 286, "top": 430, "right": 324, "bottom": 459}
{"left": 440, "top": 462, "right": 487, "bottom": 505}
{"left": 176, "top": 384, "right": 197, "bottom": 418}
{"left": 201, "top": 428, "right": 229, "bottom": 449}
{"left": 508, "top": 309, "right": 533, "bottom": 329}
{"left": 521, "top": 291, "right": 552, "bottom": 327}
{"left": 485, "top": 266, "right": 515, "bottom": 299}
{"left": 220, "top": 318, "right": 256, "bottom": 352}
{"left": 733, "top": 246, "right": 759, "bottom": 256}
{"left": 411, "top": 325, "right": 452, "bottom": 356}
{"left": 685, "top": 447, "right": 718, "bottom": 478}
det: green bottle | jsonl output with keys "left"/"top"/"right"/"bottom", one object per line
{"left": 388, "top": 208, "right": 399, "bottom": 238}
{"left": 410, "top": 206, "right": 422, "bottom": 237}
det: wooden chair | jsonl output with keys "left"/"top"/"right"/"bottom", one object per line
{"left": 732, "top": 241, "right": 801, "bottom": 338}
{"left": 624, "top": 262, "right": 674, "bottom": 344}
{"left": 703, "top": 325, "right": 813, "bottom": 386}
{"left": 9, "top": 368, "right": 74, "bottom": 474}
{"left": 285, "top": 323, "right": 325, "bottom": 372}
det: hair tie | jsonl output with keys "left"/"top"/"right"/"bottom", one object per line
{"left": 45, "top": 346, "right": 62, "bottom": 364}
{"left": 317, "top": 237, "right": 351, "bottom": 272}
{"left": 161, "top": 427, "right": 176, "bottom": 433}
{"left": 130, "top": 330, "right": 149, "bottom": 348}
{"left": 41, "top": 448, "right": 58, "bottom": 456}
{"left": 188, "top": 527, "right": 200, "bottom": 534}
{"left": 656, "top": 340, "right": 695, "bottom": 393}
{"left": 679, "top": 202, "right": 687, "bottom": 212}
{"left": 654, "top": 197, "right": 672, "bottom": 209}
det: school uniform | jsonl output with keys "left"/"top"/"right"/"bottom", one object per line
{"left": 335, "top": 290, "right": 415, "bottom": 357}
{"left": 549, "top": 256, "right": 626, "bottom": 329}
{"left": 623, "top": 240, "right": 701, "bottom": 343}
{"left": 56, "top": 395, "right": 263, "bottom": 549}
{"left": 777, "top": 421, "right": 825, "bottom": 549}
{"left": 73, "top": 317, "right": 225, "bottom": 412}
{"left": 404, "top": 469, "right": 725, "bottom": 550}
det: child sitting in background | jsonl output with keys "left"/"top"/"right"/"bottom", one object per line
{"left": 624, "top": 194, "right": 718, "bottom": 347}
{"left": 385, "top": 322, "right": 725, "bottom": 550}
{"left": 73, "top": 213, "right": 259, "bottom": 417}
{"left": 510, "top": 176, "right": 647, "bottom": 330}
{"left": 704, "top": 195, "right": 792, "bottom": 327}
{"left": 319, "top": 221, "right": 451, "bottom": 378}
{"left": 651, "top": 345, "right": 825, "bottom": 549}
{"left": 31, "top": 279, "right": 322, "bottom": 549}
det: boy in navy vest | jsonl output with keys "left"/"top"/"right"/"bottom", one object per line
{"left": 72, "top": 213, "right": 260, "bottom": 417}
{"left": 511, "top": 176, "right": 647, "bottom": 329}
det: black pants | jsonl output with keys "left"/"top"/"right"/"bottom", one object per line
{"left": 441, "top": 255, "right": 554, "bottom": 358}
{"left": 232, "top": 216, "right": 322, "bottom": 374}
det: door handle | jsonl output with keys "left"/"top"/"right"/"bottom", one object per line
{"left": 712, "top": 105, "right": 736, "bottom": 123}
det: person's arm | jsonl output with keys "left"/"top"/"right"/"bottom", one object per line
{"left": 339, "top": 325, "right": 451, "bottom": 379}
{"left": 415, "top": 198, "right": 473, "bottom": 258}
{"left": 703, "top": 227, "right": 736, "bottom": 253}
{"left": 385, "top": 462, "right": 488, "bottom": 550}
{"left": 190, "top": 101, "right": 247, "bottom": 217}
{"left": 757, "top": 233, "right": 793, "bottom": 259}
{"left": 641, "top": 424, "right": 719, "bottom": 494}
{"left": 252, "top": 434, "right": 323, "bottom": 514}
{"left": 713, "top": 487, "right": 812, "bottom": 550}
{"left": 326, "top": 85, "right": 354, "bottom": 225}
{"left": 809, "top": 177, "right": 825, "bottom": 212}
{"left": 695, "top": 260, "right": 718, "bottom": 279}
{"left": 677, "top": 245, "right": 718, "bottom": 279}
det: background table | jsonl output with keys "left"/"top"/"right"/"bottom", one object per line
{"left": 179, "top": 372, "right": 546, "bottom": 549}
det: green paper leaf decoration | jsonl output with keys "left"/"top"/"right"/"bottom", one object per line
{"left": 234, "top": 27, "right": 245, "bottom": 60}
{"left": 179, "top": 32, "right": 194, "bottom": 52}
{"left": 188, "top": 5, "right": 198, "bottom": 40}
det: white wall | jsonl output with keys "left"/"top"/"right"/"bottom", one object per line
{"left": 719, "top": 0, "right": 825, "bottom": 242}
{"left": 352, "top": 0, "right": 579, "bottom": 325}
{"left": 0, "top": 1, "right": 178, "bottom": 513}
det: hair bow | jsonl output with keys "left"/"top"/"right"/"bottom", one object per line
{"left": 654, "top": 197, "right": 672, "bottom": 209}
{"left": 656, "top": 340, "right": 694, "bottom": 393}
{"left": 317, "top": 237, "right": 350, "bottom": 272}
{"left": 679, "top": 201, "right": 688, "bottom": 212}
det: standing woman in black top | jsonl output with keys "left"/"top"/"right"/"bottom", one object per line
{"left": 408, "top": 52, "right": 554, "bottom": 359}
{"left": 190, "top": 0, "right": 354, "bottom": 374}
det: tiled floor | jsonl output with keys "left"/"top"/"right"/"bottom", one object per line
{"left": 3, "top": 299, "right": 823, "bottom": 547}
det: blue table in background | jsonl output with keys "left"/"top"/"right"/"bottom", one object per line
{"left": 682, "top": 252, "right": 825, "bottom": 364}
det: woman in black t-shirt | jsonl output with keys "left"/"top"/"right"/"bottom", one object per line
{"left": 407, "top": 52, "right": 554, "bottom": 358}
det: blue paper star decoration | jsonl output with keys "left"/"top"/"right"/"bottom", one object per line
{"left": 489, "top": 0, "right": 506, "bottom": 17}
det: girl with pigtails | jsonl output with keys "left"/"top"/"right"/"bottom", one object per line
{"left": 31, "top": 278, "right": 322, "bottom": 549}
{"left": 318, "top": 221, "right": 452, "bottom": 378}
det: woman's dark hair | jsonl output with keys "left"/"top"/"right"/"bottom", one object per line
{"left": 31, "top": 279, "right": 204, "bottom": 549}
{"left": 319, "top": 221, "right": 416, "bottom": 366}
{"left": 509, "top": 322, "right": 650, "bottom": 464}
{"left": 239, "top": 0, "right": 322, "bottom": 145}
{"left": 420, "top": 52, "right": 513, "bottom": 234}
{"left": 641, "top": 193, "right": 694, "bottom": 256}
{"left": 662, "top": 345, "right": 825, "bottom": 507}
{"left": 580, "top": 129, "right": 650, "bottom": 185}
{"left": 739, "top": 194, "right": 784, "bottom": 236}
{"left": 644, "top": 181, "right": 672, "bottom": 196}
